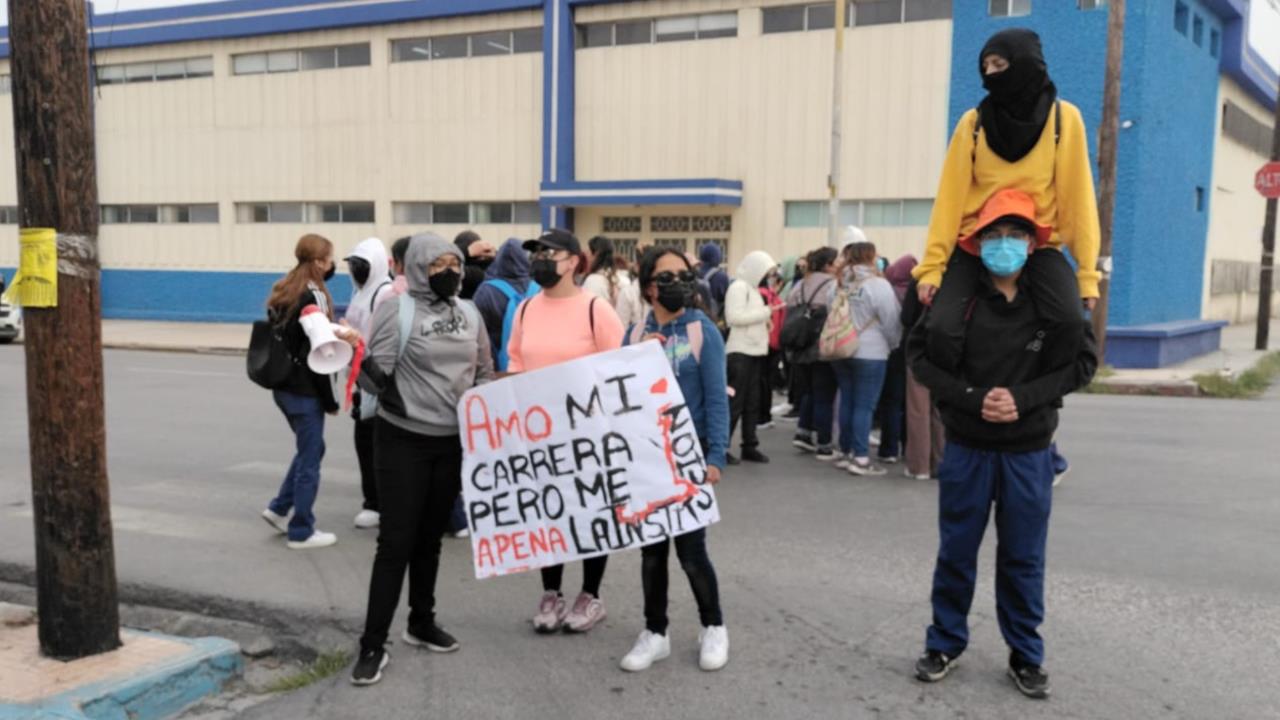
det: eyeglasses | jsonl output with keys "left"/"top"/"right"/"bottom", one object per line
{"left": 530, "top": 248, "right": 568, "bottom": 261}
{"left": 653, "top": 270, "right": 697, "bottom": 286}
{"left": 978, "top": 228, "right": 1032, "bottom": 243}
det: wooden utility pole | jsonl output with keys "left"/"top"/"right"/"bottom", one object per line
{"left": 1256, "top": 98, "right": 1279, "bottom": 350}
{"left": 9, "top": 0, "right": 121, "bottom": 659}
{"left": 1092, "top": 0, "right": 1126, "bottom": 358}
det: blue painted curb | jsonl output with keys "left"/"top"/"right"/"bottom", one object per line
{"left": 0, "top": 633, "right": 242, "bottom": 720}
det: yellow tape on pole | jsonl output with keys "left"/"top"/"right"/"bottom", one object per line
{"left": 2, "top": 227, "right": 58, "bottom": 307}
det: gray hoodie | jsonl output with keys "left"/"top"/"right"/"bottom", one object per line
{"left": 359, "top": 233, "right": 494, "bottom": 436}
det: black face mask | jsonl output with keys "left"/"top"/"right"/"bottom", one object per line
{"left": 348, "top": 258, "right": 371, "bottom": 287}
{"left": 655, "top": 282, "right": 692, "bottom": 313}
{"left": 428, "top": 269, "right": 461, "bottom": 300}
{"left": 472, "top": 256, "right": 495, "bottom": 270}
{"left": 530, "top": 259, "right": 563, "bottom": 288}
{"left": 323, "top": 264, "right": 336, "bottom": 282}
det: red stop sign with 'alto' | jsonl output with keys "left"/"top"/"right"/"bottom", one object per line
{"left": 1257, "top": 161, "right": 1280, "bottom": 199}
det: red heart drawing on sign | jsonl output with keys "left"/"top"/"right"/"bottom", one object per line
{"left": 649, "top": 378, "right": 667, "bottom": 395}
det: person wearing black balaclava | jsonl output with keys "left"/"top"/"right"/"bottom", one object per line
{"left": 455, "top": 230, "right": 496, "bottom": 300}
{"left": 345, "top": 233, "right": 495, "bottom": 686}
{"left": 912, "top": 28, "right": 1100, "bottom": 376}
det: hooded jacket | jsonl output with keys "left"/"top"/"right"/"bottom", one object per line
{"left": 846, "top": 265, "right": 903, "bottom": 360}
{"left": 625, "top": 308, "right": 729, "bottom": 470}
{"left": 358, "top": 233, "right": 494, "bottom": 436}
{"left": 473, "top": 238, "right": 534, "bottom": 364}
{"left": 344, "top": 237, "right": 393, "bottom": 339}
{"left": 724, "top": 250, "right": 776, "bottom": 357}
{"left": 698, "top": 244, "right": 730, "bottom": 313}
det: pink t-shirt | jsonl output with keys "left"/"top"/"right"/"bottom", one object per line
{"left": 506, "top": 289, "right": 625, "bottom": 373}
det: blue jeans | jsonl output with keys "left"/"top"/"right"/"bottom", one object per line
{"left": 269, "top": 390, "right": 326, "bottom": 541}
{"left": 833, "top": 358, "right": 888, "bottom": 457}
{"left": 926, "top": 442, "right": 1054, "bottom": 666}
{"left": 797, "top": 362, "right": 837, "bottom": 448}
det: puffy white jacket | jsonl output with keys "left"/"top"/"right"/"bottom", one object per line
{"left": 724, "top": 250, "right": 777, "bottom": 357}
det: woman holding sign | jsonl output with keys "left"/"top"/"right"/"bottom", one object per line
{"left": 346, "top": 233, "right": 495, "bottom": 687}
{"left": 619, "top": 247, "right": 730, "bottom": 673}
{"left": 507, "top": 229, "right": 626, "bottom": 634}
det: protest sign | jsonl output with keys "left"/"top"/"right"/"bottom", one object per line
{"left": 457, "top": 341, "right": 720, "bottom": 579}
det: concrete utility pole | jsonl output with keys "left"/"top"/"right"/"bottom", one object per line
{"left": 8, "top": 0, "right": 121, "bottom": 659}
{"left": 1256, "top": 96, "right": 1279, "bottom": 350}
{"left": 1092, "top": 0, "right": 1126, "bottom": 358}
{"left": 826, "top": 0, "right": 846, "bottom": 248}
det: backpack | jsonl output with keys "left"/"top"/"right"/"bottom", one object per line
{"left": 484, "top": 278, "right": 540, "bottom": 372}
{"left": 780, "top": 278, "right": 834, "bottom": 353}
{"left": 358, "top": 293, "right": 416, "bottom": 420}
{"left": 819, "top": 280, "right": 876, "bottom": 361}
{"left": 246, "top": 314, "right": 298, "bottom": 390}
{"left": 627, "top": 316, "right": 705, "bottom": 365}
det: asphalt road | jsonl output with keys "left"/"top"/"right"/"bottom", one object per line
{"left": 1, "top": 346, "right": 1278, "bottom": 720}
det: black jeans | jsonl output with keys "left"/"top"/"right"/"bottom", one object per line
{"left": 541, "top": 557, "right": 607, "bottom": 597}
{"left": 797, "top": 361, "right": 837, "bottom": 447}
{"left": 877, "top": 347, "right": 907, "bottom": 459}
{"left": 642, "top": 528, "right": 722, "bottom": 634}
{"left": 925, "top": 249, "right": 1083, "bottom": 373}
{"left": 360, "top": 420, "right": 462, "bottom": 651}
{"left": 354, "top": 416, "right": 377, "bottom": 512}
{"left": 758, "top": 349, "right": 782, "bottom": 422}
{"left": 727, "top": 352, "right": 763, "bottom": 450}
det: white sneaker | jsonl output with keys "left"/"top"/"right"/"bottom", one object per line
{"left": 833, "top": 454, "right": 852, "bottom": 470}
{"left": 353, "top": 510, "right": 380, "bottom": 529}
{"left": 287, "top": 531, "right": 337, "bottom": 549}
{"left": 699, "top": 626, "right": 729, "bottom": 671}
{"left": 453, "top": 528, "right": 471, "bottom": 539}
{"left": 261, "top": 508, "right": 289, "bottom": 535}
{"left": 869, "top": 430, "right": 882, "bottom": 447}
{"left": 756, "top": 420, "right": 776, "bottom": 430}
{"left": 904, "top": 468, "right": 932, "bottom": 480}
{"left": 848, "top": 458, "right": 888, "bottom": 477}
{"left": 619, "top": 630, "right": 670, "bottom": 672}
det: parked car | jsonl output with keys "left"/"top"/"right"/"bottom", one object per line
{"left": 0, "top": 280, "right": 20, "bottom": 344}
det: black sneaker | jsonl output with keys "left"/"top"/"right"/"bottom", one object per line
{"left": 725, "top": 453, "right": 741, "bottom": 466}
{"left": 350, "top": 646, "right": 389, "bottom": 686}
{"left": 1008, "top": 657, "right": 1051, "bottom": 699}
{"left": 792, "top": 433, "right": 817, "bottom": 452}
{"left": 914, "top": 650, "right": 957, "bottom": 683}
{"left": 403, "top": 624, "right": 460, "bottom": 653}
{"left": 741, "top": 448, "right": 770, "bottom": 464}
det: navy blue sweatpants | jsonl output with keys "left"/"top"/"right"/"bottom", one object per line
{"left": 925, "top": 442, "right": 1054, "bottom": 666}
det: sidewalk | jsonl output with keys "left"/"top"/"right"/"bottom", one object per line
{"left": 102, "top": 320, "right": 251, "bottom": 355}
{"left": 1093, "top": 320, "right": 1279, "bottom": 396}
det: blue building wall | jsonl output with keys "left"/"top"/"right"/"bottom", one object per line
{"left": 0, "top": 267, "right": 354, "bottom": 322}
{"left": 949, "top": 1, "right": 1225, "bottom": 327}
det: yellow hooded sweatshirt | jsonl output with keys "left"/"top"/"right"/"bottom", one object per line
{"left": 912, "top": 100, "right": 1102, "bottom": 299}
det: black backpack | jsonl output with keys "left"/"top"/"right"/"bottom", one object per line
{"left": 780, "top": 278, "right": 834, "bottom": 352}
{"left": 246, "top": 312, "right": 299, "bottom": 390}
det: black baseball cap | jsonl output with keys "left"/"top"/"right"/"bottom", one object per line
{"left": 522, "top": 229, "right": 580, "bottom": 255}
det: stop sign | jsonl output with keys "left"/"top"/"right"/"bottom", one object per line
{"left": 1257, "top": 161, "right": 1280, "bottom": 199}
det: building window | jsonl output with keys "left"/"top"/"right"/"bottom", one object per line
{"left": 652, "top": 238, "right": 687, "bottom": 252}
{"left": 855, "top": 0, "right": 905, "bottom": 26}
{"left": 612, "top": 238, "right": 640, "bottom": 262}
{"left": 651, "top": 216, "right": 691, "bottom": 233}
{"left": 391, "top": 28, "right": 543, "bottom": 62}
{"left": 233, "top": 44, "right": 371, "bottom": 76}
{"left": 95, "top": 56, "right": 213, "bottom": 85}
{"left": 1209, "top": 28, "right": 1221, "bottom": 58}
{"left": 1220, "top": 99, "right": 1275, "bottom": 156}
{"left": 903, "top": 0, "right": 952, "bottom": 21}
{"left": 1174, "top": 2, "right": 1189, "bottom": 35}
{"left": 235, "top": 202, "right": 373, "bottom": 223}
{"left": 0, "top": 206, "right": 18, "bottom": 224}
{"left": 767, "top": 1, "right": 948, "bottom": 32}
{"left": 603, "top": 216, "right": 642, "bottom": 233}
{"left": 1192, "top": 14, "right": 1204, "bottom": 46}
{"left": 390, "top": 201, "right": 542, "bottom": 225}
{"left": 989, "top": 0, "right": 1030, "bottom": 17}
{"left": 692, "top": 215, "right": 732, "bottom": 233}
{"left": 101, "top": 204, "right": 218, "bottom": 224}
{"left": 579, "top": 12, "right": 737, "bottom": 47}
{"left": 1195, "top": 186, "right": 1205, "bottom": 212}
{"left": 1077, "top": 0, "right": 1104, "bottom": 9}
{"left": 784, "top": 199, "right": 934, "bottom": 228}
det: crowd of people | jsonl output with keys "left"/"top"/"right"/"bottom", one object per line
{"left": 253, "top": 26, "right": 1100, "bottom": 701}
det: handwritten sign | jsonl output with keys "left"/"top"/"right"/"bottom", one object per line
{"left": 457, "top": 341, "right": 719, "bottom": 579}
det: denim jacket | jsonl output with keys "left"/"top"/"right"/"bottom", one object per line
{"left": 625, "top": 308, "right": 730, "bottom": 470}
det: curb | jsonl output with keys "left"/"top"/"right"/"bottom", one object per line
{"left": 1085, "top": 379, "right": 1201, "bottom": 397}
{"left": 0, "top": 632, "right": 241, "bottom": 720}
{"left": 8, "top": 338, "right": 246, "bottom": 356}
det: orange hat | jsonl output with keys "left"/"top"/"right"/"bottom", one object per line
{"left": 958, "top": 188, "right": 1053, "bottom": 255}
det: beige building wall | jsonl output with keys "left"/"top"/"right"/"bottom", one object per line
{"left": 573, "top": 1, "right": 952, "bottom": 267}
{"left": 0, "top": 9, "right": 545, "bottom": 272}
{"left": 1204, "top": 77, "right": 1278, "bottom": 324}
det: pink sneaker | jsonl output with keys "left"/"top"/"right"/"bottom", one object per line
{"left": 532, "top": 591, "right": 568, "bottom": 634}
{"left": 563, "top": 592, "right": 607, "bottom": 633}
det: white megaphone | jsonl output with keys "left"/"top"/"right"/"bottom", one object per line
{"left": 299, "top": 304, "right": 353, "bottom": 374}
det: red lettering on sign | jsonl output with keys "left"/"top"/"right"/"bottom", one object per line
{"left": 464, "top": 395, "right": 495, "bottom": 453}
{"left": 475, "top": 527, "right": 571, "bottom": 568}
{"left": 525, "top": 405, "right": 553, "bottom": 442}
{"left": 495, "top": 411, "right": 524, "bottom": 446}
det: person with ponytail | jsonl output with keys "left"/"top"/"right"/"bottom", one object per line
{"left": 583, "top": 235, "right": 631, "bottom": 309}
{"left": 914, "top": 28, "right": 1099, "bottom": 375}
{"left": 260, "top": 234, "right": 343, "bottom": 550}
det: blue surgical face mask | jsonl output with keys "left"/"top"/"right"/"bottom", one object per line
{"left": 979, "top": 237, "right": 1031, "bottom": 277}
